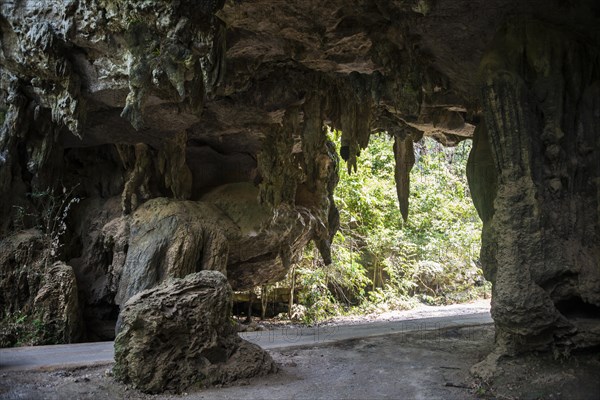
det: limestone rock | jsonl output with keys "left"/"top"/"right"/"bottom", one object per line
{"left": 114, "top": 271, "right": 276, "bottom": 394}
{"left": 0, "top": 231, "right": 82, "bottom": 345}
{"left": 0, "top": 230, "right": 45, "bottom": 318}
{"left": 114, "top": 198, "right": 230, "bottom": 305}
{"left": 114, "top": 184, "right": 317, "bottom": 306}
{"left": 34, "top": 261, "right": 83, "bottom": 344}
{"left": 62, "top": 183, "right": 319, "bottom": 340}
{"left": 470, "top": 18, "right": 600, "bottom": 352}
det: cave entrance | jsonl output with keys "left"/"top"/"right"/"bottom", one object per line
{"left": 325, "top": 132, "right": 487, "bottom": 309}
{"left": 233, "top": 133, "right": 488, "bottom": 324}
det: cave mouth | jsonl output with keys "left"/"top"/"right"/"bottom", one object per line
{"left": 330, "top": 133, "right": 487, "bottom": 306}
{"left": 232, "top": 132, "right": 487, "bottom": 322}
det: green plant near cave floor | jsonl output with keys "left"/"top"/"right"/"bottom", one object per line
{"left": 293, "top": 242, "right": 371, "bottom": 323}
{"left": 282, "top": 133, "right": 488, "bottom": 323}
{"left": 0, "top": 311, "right": 53, "bottom": 347}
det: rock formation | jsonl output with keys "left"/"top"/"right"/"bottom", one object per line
{"left": 0, "top": 230, "right": 82, "bottom": 345}
{"left": 0, "top": 0, "right": 599, "bottom": 390}
{"left": 114, "top": 270, "right": 276, "bottom": 394}
{"left": 0, "top": 0, "right": 339, "bottom": 342}
{"left": 471, "top": 18, "right": 600, "bottom": 354}
{"left": 33, "top": 261, "right": 83, "bottom": 344}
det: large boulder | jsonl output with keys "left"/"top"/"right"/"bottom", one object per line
{"left": 113, "top": 270, "right": 276, "bottom": 394}
{"left": 113, "top": 184, "right": 318, "bottom": 306}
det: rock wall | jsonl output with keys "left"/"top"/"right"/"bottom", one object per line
{"left": 0, "top": 230, "right": 82, "bottom": 346}
{"left": 469, "top": 18, "right": 600, "bottom": 353}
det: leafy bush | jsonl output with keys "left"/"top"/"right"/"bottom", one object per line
{"left": 0, "top": 311, "right": 54, "bottom": 347}
{"left": 293, "top": 242, "right": 370, "bottom": 323}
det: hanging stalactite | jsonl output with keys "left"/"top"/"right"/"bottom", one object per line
{"left": 393, "top": 134, "right": 415, "bottom": 222}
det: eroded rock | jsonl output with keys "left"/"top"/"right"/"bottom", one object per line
{"left": 111, "top": 183, "right": 319, "bottom": 307}
{"left": 470, "top": 18, "right": 600, "bottom": 353}
{"left": 0, "top": 231, "right": 82, "bottom": 345}
{"left": 114, "top": 198, "right": 229, "bottom": 305}
{"left": 33, "top": 261, "right": 83, "bottom": 344}
{"left": 0, "top": 230, "right": 45, "bottom": 319}
{"left": 114, "top": 270, "right": 276, "bottom": 394}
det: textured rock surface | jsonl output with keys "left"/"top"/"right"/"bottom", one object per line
{"left": 468, "top": 18, "right": 600, "bottom": 353}
{"left": 0, "top": 230, "right": 46, "bottom": 319}
{"left": 114, "top": 185, "right": 317, "bottom": 306}
{"left": 33, "top": 261, "right": 82, "bottom": 344}
{"left": 114, "top": 271, "right": 276, "bottom": 394}
{"left": 0, "top": 0, "right": 599, "bottom": 363}
{"left": 0, "top": 231, "right": 82, "bottom": 345}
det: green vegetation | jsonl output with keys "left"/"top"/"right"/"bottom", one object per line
{"left": 290, "top": 132, "right": 487, "bottom": 323}
{"left": 0, "top": 311, "right": 50, "bottom": 347}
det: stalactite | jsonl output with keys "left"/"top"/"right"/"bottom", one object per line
{"left": 337, "top": 73, "right": 373, "bottom": 175}
{"left": 393, "top": 135, "right": 415, "bottom": 222}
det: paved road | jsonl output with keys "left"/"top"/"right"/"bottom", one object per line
{"left": 0, "top": 311, "right": 492, "bottom": 371}
{"left": 0, "top": 341, "right": 115, "bottom": 371}
{"left": 242, "top": 311, "right": 492, "bottom": 349}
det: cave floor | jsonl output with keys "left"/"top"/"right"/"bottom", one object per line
{"left": 1, "top": 323, "right": 599, "bottom": 400}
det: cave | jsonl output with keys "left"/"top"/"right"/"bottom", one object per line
{"left": 1, "top": 0, "right": 599, "bottom": 393}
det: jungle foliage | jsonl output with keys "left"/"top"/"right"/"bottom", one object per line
{"left": 290, "top": 132, "right": 487, "bottom": 323}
